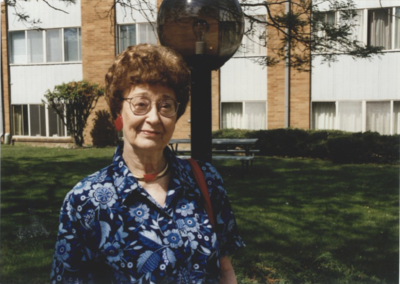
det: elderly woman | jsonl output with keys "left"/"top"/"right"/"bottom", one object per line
{"left": 50, "top": 44, "right": 245, "bottom": 284}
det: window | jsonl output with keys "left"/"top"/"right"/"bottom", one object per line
{"left": 314, "top": 11, "right": 337, "bottom": 52}
{"left": 27, "top": 30, "right": 43, "bottom": 63}
{"left": 48, "top": 107, "right": 66, "bottom": 137}
{"left": 368, "top": 9, "right": 392, "bottom": 50}
{"left": 12, "top": 105, "right": 28, "bottom": 135}
{"left": 222, "top": 103, "right": 242, "bottom": 129}
{"left": 12, "top": 104, "right": 67, "bottom": 137}
{"left": 9, "top": 31, "right": 26, "bottom": 64}
{"left": 366, "top": 102, "right": 391, "bottom": 135}
{"left": 235, "top": 16, "right": 266, "bottom": 57}
{"left": 344, "top": 10, "right": 364, "bottom": 43}
{"left": 29, "top": 105, "right": 46, "bottom": 136}
{"left": 221, "top": 102, "right": 266, "bottom": 130}
{"left": 64, "top": 28, "right": 82, "bottom": 61}
{"left": 338, "top": 101, "right": 362, "bottom": 132}
{"left": 245, "top": 102, "right": 266, "bottom": 130}
{"left": 317, "top": 11, "right": 336, "bottom": 37}
{"left": 118, "top": 23, "right": 157, "bottom": 54}
{"left": 322, "top": 11, "right": 336, "bottom": 25}
{"left": 46, "top": 29, "right": 62, "bottom": 62}
{"left": 9, "top": 28, "right": 82, "bottom": 64}
{"left": 393, "top": 101, "right": 400, "bottom": 134}
{"left": 312, "top": 102, "right": 336, "bottom": 130}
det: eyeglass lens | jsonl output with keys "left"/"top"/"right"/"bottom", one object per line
{"left": 129, "top": 96, "right": 178, "bottom": 117}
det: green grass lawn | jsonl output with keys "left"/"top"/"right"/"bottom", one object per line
{"left": 1, "top": 145, "right": 398, "bottom": 284}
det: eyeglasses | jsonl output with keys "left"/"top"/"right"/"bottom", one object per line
{"left": 122, "top": 96, "right": 180, "bottom": 118}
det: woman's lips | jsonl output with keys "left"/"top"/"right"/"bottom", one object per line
{"left": 140, "top": 130, "right": 161, "bottom": 136}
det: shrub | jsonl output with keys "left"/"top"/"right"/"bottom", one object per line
{"left": 212, "top": 128, "right": 399, "bottom": 164}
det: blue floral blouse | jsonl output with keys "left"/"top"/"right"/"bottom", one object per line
{"left": 50, "top": 145, "right": 245, "bottom": 284}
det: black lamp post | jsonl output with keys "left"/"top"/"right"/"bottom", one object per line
{"left": 157, "top": 0, "right": 244, "bottom": 162}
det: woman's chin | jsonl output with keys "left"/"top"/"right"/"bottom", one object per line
{"left": 126, "top": 139, "right": 166, "bottom": 153}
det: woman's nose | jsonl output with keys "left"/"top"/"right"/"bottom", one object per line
{"left": 145, "top": 104, "right": 161, "bottom": 124}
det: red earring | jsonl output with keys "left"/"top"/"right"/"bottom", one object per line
{"left": 114, "top": 115, "right": 123, "bottom": 132}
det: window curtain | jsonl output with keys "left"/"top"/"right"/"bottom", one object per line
{"left": 244, "top": 102, "right": 266, "bottom": 130}
{"left": 221, "top": 103, "right": 242, "bottom": 129}
{"left": 312, "top": 102, "right": 336, "bottom": 130}
{"left": 139, "top": 23, "right": 157, "bottom": 44}
{"left": 369, "top": 9, "right": 392, "bottom": 49}
{"left": 13, "top": 105, "right": 23, "bottom": 135}
{"left": 119, "top": 25, "right": 136, "bottom": 54}
{"left": 46, "top": 29, "right": 62, "bottom": 62}
{"left": 395, "top": 8, "right": 400, "bottom": 49}
{"left": 338, "top": 101, "right": 362, "bottom": 132}
{"left": 9, "top": 31, "right": 26, "bottom": 64}
{"left": 64, "top": 28, "right": 80, "bottom": 62}
{"left": 366, "top": 102, "right": 390, "bottom": 135}
{"left": 27, "top": 30, "right": 43, "bottom": 63}
{"left": 394, "top": 102, "right": 400, "bottom": 135}
{"left": 12, "top": 105, "right": 28, "bottom": 135}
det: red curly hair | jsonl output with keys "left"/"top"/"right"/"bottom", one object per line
{"left": 105, "top": 44, "right": 191, "bottom": 120}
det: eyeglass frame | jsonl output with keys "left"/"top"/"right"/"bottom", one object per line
{"left": 121, "top": 96, "right": 180, "bottom": 118}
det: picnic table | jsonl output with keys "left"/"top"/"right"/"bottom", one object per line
{"left": 169, "top": 138, "right": 259, "bottom": 172}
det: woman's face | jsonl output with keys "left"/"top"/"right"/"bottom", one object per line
{"left": 121, "top": 83, "right": 177, "bottom": 154}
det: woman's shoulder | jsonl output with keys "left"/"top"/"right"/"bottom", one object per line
{"left": 176, "top": 157, "right": 226, "bottom": 195}
{"left": 66, "top": 164, "right": 114, "bottom": 199}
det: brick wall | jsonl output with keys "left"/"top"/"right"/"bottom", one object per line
{"left": 81, "top": 0, "right": 116, "bottom": 145}
{"left": 267, "top": 0, "right": 310, "bottom": 130}
{"left": 267, "top": 1, "right": 286, "bottom": 129}
{"left": 1, "top": 2, "right": 10, "bottom": 135}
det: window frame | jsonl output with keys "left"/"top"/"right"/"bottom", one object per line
{"left": 8, "top": 27, "right": 82, "bottom": 65}
{"left": 12, "top": 104, "right": 68, "bottom": 137}
{"left": 367, "top": 8, "right": 393, "bottom": 50}
{"left": 312, "top": 100, "right": 399, "bottom": 135}
{"left": 220, "top": 100, "right": 267, "bottom": 130}
{"left": 117, "top": 22, "right": 157, "bottom": 54}
{"left": 313, "top": 6, "right": 400, "bottom": 53}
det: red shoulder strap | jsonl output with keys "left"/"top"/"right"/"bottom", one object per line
{"left": 188, "top": 158, "right": 215, "bottom": 227}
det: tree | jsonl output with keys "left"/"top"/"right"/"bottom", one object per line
{"left": 43, "top": 80, "right": 104, "bottom": 147}
{"left": 111, "top": 0, "right": 385, "bottom": 71}
{"left": 5, "top": 0, "right": 385, "bottom": 71}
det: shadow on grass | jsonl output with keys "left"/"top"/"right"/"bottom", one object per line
{"left": 1, "top": 148, "right": 398, "bottom": 284}
{"left": 214, "top": 157, "right": 399, "bottom": 284}
{"left": 1, "top": 149, "right": 113, "bottom": 284}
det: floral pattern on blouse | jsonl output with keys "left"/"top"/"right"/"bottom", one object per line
{"left": 50, "top": 145, "right": 245, "bottom": 284}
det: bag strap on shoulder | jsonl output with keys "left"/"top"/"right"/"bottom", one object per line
{"left": 188, "top": 158, "right": 215, "bottom": 227}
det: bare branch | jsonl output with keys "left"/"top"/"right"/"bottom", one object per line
{"left": 42, "top": 0, "right": 69, "bottom": 14}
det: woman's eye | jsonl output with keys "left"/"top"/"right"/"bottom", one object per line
{"left": 161, "top": 102, "right": 172, "bottom": 109}
{"left": 134, "top": 100, "right": 149, "bottom": 109}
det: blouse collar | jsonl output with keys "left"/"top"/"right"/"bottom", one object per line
{"left": 111, "top": 143, "right": 199, "bottom": 205}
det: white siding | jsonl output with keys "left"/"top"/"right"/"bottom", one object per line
{"left": 0, "top": 49, "right": 3, "bottom": 136}
{"left": 116, "top": 0, "right": 157, "bottom": 24}
{"left": 311, "top": 52, "right": 400, "bottom": 101}
{"left": 221, "top": 58, "right": 267, "bottom": 101}
{"left": 317, "top": 0, "right": 399, "bottom": 10}
{"left": 10, "top": 64, "right": 83, "bottom": 104}
{"left": 7, "top": 0, "right": 81, "bottom": 30}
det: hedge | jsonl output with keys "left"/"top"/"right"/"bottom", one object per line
{"left": 212, "top": 128, "right": 399, "bottom": 164}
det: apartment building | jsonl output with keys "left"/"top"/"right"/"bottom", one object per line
{"left": 1, "top": 0, "right": 398, "bottom": 147}
{"left": 312, "top": 0, "right": 400, "bottom": 135}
